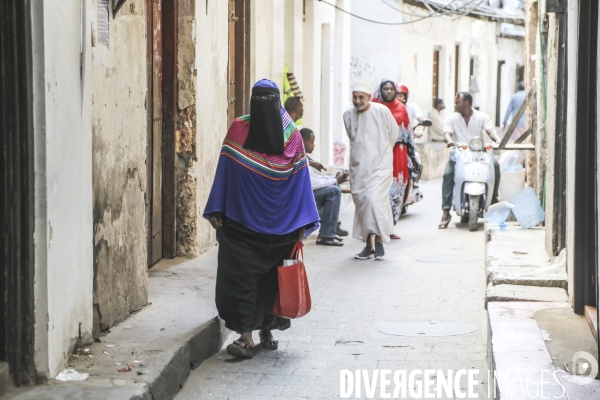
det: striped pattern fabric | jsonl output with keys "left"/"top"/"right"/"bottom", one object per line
{"left": 221, "top": 113, "right": 308, "bottom": 181}
{"left": 286, "top": 71, "right": 304, "bottom": 101}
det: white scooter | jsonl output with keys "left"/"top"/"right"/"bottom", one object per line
{"left": 451, "top": 137, "right": 496, "bottom": 231}
{"left": 401, "top": 119, "right": 432, "bottom": 214}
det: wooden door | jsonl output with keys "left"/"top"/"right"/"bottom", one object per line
{"left": 228, "top": 0, "right": 250, "bottom": 124}
{"left": 228, "top": 0, "right": 237, "bottom": 125}
{"left": 234, "top": 0, "right": 250, "bottom": 117}
{"left": 432, "top": 49, "right": 440, "bottom": 107}
{"left": 150, "top": 0, "right": 163, "bottom": 265}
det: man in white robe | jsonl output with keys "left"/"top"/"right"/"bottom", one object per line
{"left": 343, "top": 81, "right": 398, "bottom": 260}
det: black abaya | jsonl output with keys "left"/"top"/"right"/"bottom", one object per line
{"left": 215, "top": 218, "right": 298, "bottom": 333}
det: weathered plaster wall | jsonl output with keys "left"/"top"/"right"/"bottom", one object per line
{"left": 91, "top": 0, "right": 148, "bottom": 336}
{"left": 32, "top": 0, "right": 94, "bottom": 377}
{"left": 524, "top": 0, "right": 538, "bottom": 190}
{"left": 176, "top": 0, "right": 198, "bottom": 257}
{"left": 544, "top": 14, "right": 559, "bottom": 256}
{"left": 195, "top": 0, "right": 229, "bottom": 253}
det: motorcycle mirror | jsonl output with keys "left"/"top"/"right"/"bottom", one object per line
{"left": 418, "top": 118, "right": 433, "bottom": 127}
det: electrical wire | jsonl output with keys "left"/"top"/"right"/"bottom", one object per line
{"left": 317, "top": 0, "right": 461, "bottom": 25}
{"left": 421, "top": 0, "right": 488, "bottom": 21}
{"left": 380, "top": 0, "right": 433, "bottom": 18}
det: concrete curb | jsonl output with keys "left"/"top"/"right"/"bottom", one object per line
{"left": 145, "top": 318, "right": 229, "bottom": 400}
{"left": 3, "top": 251, "right": 229, "bottom": 400}
{"left": 484, "top": 222, "right": 567, "bottom": 308}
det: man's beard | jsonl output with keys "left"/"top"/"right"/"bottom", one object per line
{"left": 354, "top": 103, "right": 367, "bottom": 111}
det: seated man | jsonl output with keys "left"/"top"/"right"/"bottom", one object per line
{"left": 284, "top": 96, "right": 304, "bottom": 125}
{"left": 439, "top": 92, "right": 501, "bottom": 229}
{"left": 428, "top": 98, "right": 446, "bottom": 142}
{"left": 300, "top": 128, "right": 348, "bottom": 246}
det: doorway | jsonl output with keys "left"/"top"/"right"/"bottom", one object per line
{"left": 432, "top": 49, "right": 440, "bottom": 107}
{"left": 228, "top": 0, "right": 251, "bottom": 125}
{"left": 573, "top": 0, "right": 598, "bottom": 317}
{"left": 147, "top": 0, "right": 177, "bottom": 266}
{"left": 0, "top": 0, "right": 37, "bottom": 385}
{"left": 495, "top": 60, "right": 505, "bottom": 127}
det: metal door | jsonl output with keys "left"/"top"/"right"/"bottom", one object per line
{"left": 574, "top": 0, "right": 598, "bottom": 314}
{"left": 0, "top": 0, "right": 36, "bottom": 385}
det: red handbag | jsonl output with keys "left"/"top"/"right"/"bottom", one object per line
{"left": 273, "top": 241, "right": 312, "bottom": 319}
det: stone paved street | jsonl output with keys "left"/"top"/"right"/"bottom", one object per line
{"left": 176, "top": 178, "right": 490, "bottom": 400}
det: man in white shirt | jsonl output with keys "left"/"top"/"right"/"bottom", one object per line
{"left": 439, "top": 92, "right": 501, "bottom": 229}
{"left": 301, "top": 128, "right": 347, "bottom": 246}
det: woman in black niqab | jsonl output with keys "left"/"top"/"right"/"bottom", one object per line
{"left": 243, "top": 80, "right": 285, "bottom": 154}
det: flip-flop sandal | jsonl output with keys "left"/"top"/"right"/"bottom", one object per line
{"left": 316, "top": 237, "right": 344, "bottom": 246}
{"left": 259, "top": 330, "right": 279, "bottom": 350}
{"left": 226, "top": 336, "right": 255, "bottom": 359}
{"left": 438, "top": 218, "right": 452, "bottom": 229}
{"left": 335, "top": 235, "right": 344, "bottom": 241}
{"left": 390, "top": 234, "right": 401, "bottom": 240}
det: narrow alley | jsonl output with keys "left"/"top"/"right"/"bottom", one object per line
{"left": 4, "top": 0, "right": 600, "bottom": 399}
{"left": 176, "top": 179, "right": 490, "bottom": 399}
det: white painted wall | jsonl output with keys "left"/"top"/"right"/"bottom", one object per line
{"left": 565, "top": 0, "right": 579, "bottom": 306}
{"left": 398, "top": 7, "right": 473, "bottom": 142}
{"left": 31, "top": 0, "right": 94, "bottom": 377}
{"left": 284, "top": 0, "right": 304, "bottom": 78}
{"left": 498, "top": 37, "right": 525, "bottom": 126}
{"left": 251, "top": 0, "right": 285, "bottom": 89}
{"left": 350, "top": 1, "right": 523, "bottom": 142}
{"left": 350, "top": 0, "right": 403, "bottom": 90}
{"left": 195, "top": 0, "right": 229, "bottom": 253}
{"left": 333, "top": 0, "right": 352, "bottom": 168}
{"left": 303, "top": 0, "right": 340, "bottom": 166}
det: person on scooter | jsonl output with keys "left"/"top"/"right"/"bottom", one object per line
{"left": 438, "top": 92, "right": 501, "bottom": 229}
{"left": 372, "top": 78, "right": 414, "bottom": 239}
{"left": 396, "top": 83, "right": 424, "bottom": 139}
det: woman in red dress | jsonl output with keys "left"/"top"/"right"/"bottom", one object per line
{"left": 372, "top": 78, "right": 414, "bottom": 239}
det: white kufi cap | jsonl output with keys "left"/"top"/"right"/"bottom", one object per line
{"left": 351, "top": 81, "right": 372, "bottom": 95}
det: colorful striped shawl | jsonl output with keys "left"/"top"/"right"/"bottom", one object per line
{"left": 221, "top": 114, "right": 307, "bottom": 180}
{"left": 203, "top": 112, "right": 320, "bottom": 236}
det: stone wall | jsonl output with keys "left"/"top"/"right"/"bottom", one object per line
{"left": 176, "top": 0, "right": 198, "bottom": 257}
{"left": 91, "top": 0, "right": 149, "bottom": 336}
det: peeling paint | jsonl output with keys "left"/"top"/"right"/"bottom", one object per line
{"left": 91, "top": 0, "right": 148, "bottom": 337}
